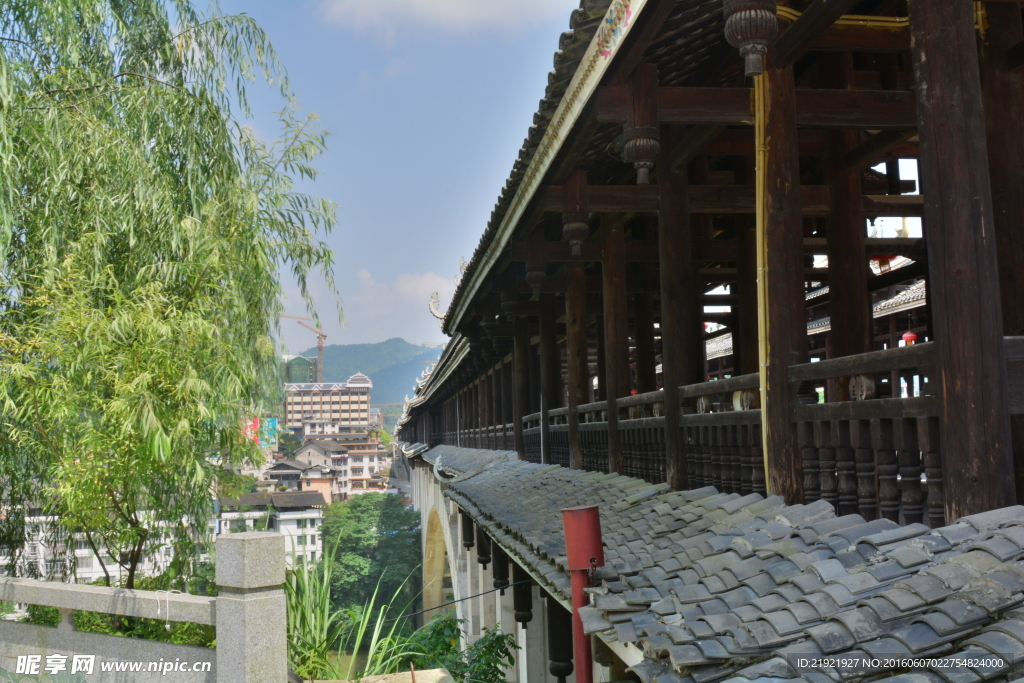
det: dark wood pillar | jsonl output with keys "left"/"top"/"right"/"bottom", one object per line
{"left": 602, "top": 216, "right": 630, "bottom": 474}
{"left": 596, "top": 317, "right": 607, "bottom": 402}
{"left": 824, "top": 54, "right": 871, "bottom": 401}
{"left": 633, "top": 293, "right": 657, "bottom": 393}
{"left": 659, "top": 133, "right": 700, "bottom": 490}
{"left": 762, "top": 63, "right": 807, "bottom": 503}
{"left": 513, "top": 327, "right": 530, "bottom": 458}
{"left": 566, "top": 263, "right": 589, "bottom": 470}
{"left": 908, "top": 0, "right": 1015, "bottom": 517}
{"left": 735, "top": 158, "right": 759, "bottom": 376}
{"left": 539, "top": 296, "right": 561, "bottom": 464}
{"left": 528, "top": 335, "right": 541, "bottom": 415}
{"left": 980, "top": 2, "right": 1024, "bottom": 503}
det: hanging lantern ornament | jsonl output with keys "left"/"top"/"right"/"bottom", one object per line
{"left": 902, "top": 330, "right": 918, "bottom": 345}
{"left": 723, "top": 0, "right": 779, "bottom": 77}
{"left": 563, "top": 170, "right": 590, "bottom": 256}
{"left": 525, "top": 263, "right": 546, "bottom": 295}
{"left": 623, "top": 63, "right": 660, "bottom": 185}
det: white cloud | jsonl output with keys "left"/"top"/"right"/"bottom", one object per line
{"left": 319, "top": 0, "right": 580, "bottom": 32}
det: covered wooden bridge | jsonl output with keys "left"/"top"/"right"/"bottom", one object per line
{"left": 397, "top": 0, "right": 1024, "bottom": 526}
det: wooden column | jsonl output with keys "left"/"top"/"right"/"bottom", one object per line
{"left": 633, "top": 293, "right": 656, "bottom": 393}
{"left": 539, "top": 296, "right": 561, "bottom": 464}
{"left": 824, "top": 54, "right": 871, "bottom": 400}
{"left": 979, "top": 2, "right": 1024, "bottom": 503}
{"left": 659, "top": 133, "right": 700, "bottom": 490}
{"left": 908, "top": 0, "right": 1015, "bottom": 517}
{"left": 596, "top": 317, "right": 607, "bottom": 402}
{"left": 492, "top": 363, "right": 503, "bottom": 450}
{"left": 759, "top": 63, "right": 807, "bottom": 503}
{"left": 602, "top": 216, "right": 630, "bottom": 474}
{"left": 736, "top": 158, "right": 759, "bottom": 376}
{"left": 513, "top": 327, "right": 530, "bottom": 458}
{"left": 566, "top": 263, "right": 589, "bottom": 470}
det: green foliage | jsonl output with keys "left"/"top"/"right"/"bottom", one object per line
{"left": 279, "top": 430, "right": 303, "bottom": 458}
{"left": 285, "top": 546, "right": 349, "bottom": 680}
{"left": 0, "top": 0, "right": 338, "bottom": 586}
{"left": 24, "top": 604, "right": 60, "bottom": 627}
{"left": 404, "top": 615, "right": 517, "bottom": 683}
{"left": 320, "top": 492, "right": 421, "bottom": 610}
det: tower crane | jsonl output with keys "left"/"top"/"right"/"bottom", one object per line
{"left": 279, "top": 314, "right": 327, "bottom": 383}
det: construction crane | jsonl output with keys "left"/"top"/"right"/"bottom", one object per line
{"left": 279, "top": 314, "right": 326, "bottom": 383}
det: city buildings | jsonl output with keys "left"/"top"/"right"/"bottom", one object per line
{"left": 216, "top": 491, "right": 325, "bottom": 567}
{"left": 283, "top": 373, "right": 373, "bottom": 432}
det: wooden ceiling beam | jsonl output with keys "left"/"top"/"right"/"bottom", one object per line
{"left": 771, "top": 0, "right": 865, "bottom": 70}
{"left": 540, "top": 184, "right": 923, "bottom": 216}
{"left": 598, "top": 87, "right": 917, "bottom": 129}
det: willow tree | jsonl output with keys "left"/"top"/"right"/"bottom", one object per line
{"left": 0, "top": 1, "right": 338, "bottom": 587}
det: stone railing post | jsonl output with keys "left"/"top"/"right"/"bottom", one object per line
{"left": 215, "top": 532, "right": 286, "bottom": 683}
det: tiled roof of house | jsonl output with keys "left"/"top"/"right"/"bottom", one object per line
{"left": 435, "top": 446, "right": 1024, "bottom": 683}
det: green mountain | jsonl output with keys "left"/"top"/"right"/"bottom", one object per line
{"left": 297, "top": 338, "right": 441, "bottom": 411}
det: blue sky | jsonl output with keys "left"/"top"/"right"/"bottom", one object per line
{"left": 217, "top": 0, "right": 581, "bottom": 353}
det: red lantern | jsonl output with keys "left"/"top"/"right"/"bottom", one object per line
{"left": 902, "top": 330, "right": 918, "bottom": 345}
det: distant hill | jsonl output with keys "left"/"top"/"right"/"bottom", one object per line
{"left": 297, "top": 338, "right": 440, "bottom": 414}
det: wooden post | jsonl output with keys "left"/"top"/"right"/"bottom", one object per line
{"left": 908, "top": 0, "right": 1015, "bottom": 517}
{"left": 566, "top": 263, "right": 589, "bottom": 470}
{"left": 823, "top": 54, "right": 871, "bottom": 401}
{"left": 539, "top": 296, "right": 561, "bottom": 464}
{"left": 602, "top": 216, "right": 630, "bottom": 474}
{"left": 659, "top": 131, "right": 701, "bottom": 490}
{"left": 757, "top": 63, "right": 807, "bottom": 503}
{"left": 979, "top": 2, "right": 1024, "bottom": 503}
{"left": 735, "top": 158, "right": 759, "bottom": 376}
{"left": 513, "top": 327, "right": 530, "bottom": 458}
{"left": 596, "top": 317, "right": 607, "bottom": 402}
{"left": 633, "top": 293, "right": 656, "bottom": 393}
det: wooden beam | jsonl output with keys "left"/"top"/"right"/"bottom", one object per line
{"left": 762, "top": 63, "right": 807, "bottom": 504}
{"left": 980, "top": 2, "right": 1024, "bottom": 504}
{"left": 844, "top": 129, "right": 917, "bottom": 171}
{"left": 795, "top": 89, "right": 917, "bottom": 129}
{"left": 804, "top": 19, "right": 910, "bottom": 53}
{"left": 599, "top": 87, "right": 917, "bottom": 128}
{"left": 771, "top": 0, "right": 864, "bottom": 70}
{"left": 824, "top": 53, "right": 871, "bottom": 402}
{"left": 512, "top": 325, "right": 529, "bottom": 458}
{"left": 909, "top": 0, "right": 1015, "bottom": 517}
{"left": 669, "top": 124, "right": 726, "bottom": 172}
{"left": 602, "top": 215, "right": 629, "bottom": 475}
{"left": 659, "top": 129, "right": 699, "bottom": 490}
{"left": 1007, "top": 38, "right": 1024, "bottom": 73}
{"left": 565, "top": 263, "right": 588, "bottom": 470}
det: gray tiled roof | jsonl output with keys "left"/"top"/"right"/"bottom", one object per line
{"left": 419, "top": 444, "right": 516, "bottom": 477}
{"left": 435, "top": 446, "right": 1024, "bottom": 683}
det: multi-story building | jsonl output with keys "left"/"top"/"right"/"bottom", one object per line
{"left": 216, "top": 491, "right": 325, "bottom": 567}
{"left": 283, "top": 373, "right": 373, "bottom": 433}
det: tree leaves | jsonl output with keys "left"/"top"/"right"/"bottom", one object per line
{"left": 0, "top": 1, "right": 338, "bottom": 586}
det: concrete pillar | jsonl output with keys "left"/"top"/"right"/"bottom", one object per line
{"left": 478, "top": 561, "right": 497, "bottom": 630}
{"left": 215, "top": 532, "right": 287, "bottom": 683}
{"left": 498, "top": 587, "right": 518, "bottom": 683}
{"left": 517, "top": 586, "right": 548, "bottom": 683}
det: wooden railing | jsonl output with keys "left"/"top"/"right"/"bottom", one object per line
{"left": 422, "top": 339, "right": 1024, "bottom": 528}
{"left": 679, "top": 374, "right": 765, "bottom": 495}
{"left": 788, "top": 342, "right": 942, "bottom": 526}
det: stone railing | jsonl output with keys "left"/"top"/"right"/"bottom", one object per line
{"left": 0, "top": 532, "right": 285, "bottom": 683}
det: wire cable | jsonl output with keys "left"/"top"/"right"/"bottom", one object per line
{"left": 382, "top": 579, "right": 532, "bottom": 623}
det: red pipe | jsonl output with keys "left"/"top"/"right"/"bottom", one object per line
{"left": 561, "top": 505, "right": 604, "bottom": 683}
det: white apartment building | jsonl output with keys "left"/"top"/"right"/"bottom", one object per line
{"left": 284, "top": 373, "right": 373, "bottom": 432}
{"left": 1, "top": 519, "right": 171, "bottom": 584}
{"left": 216, "top": 491, "right": 325, "bottom": 567}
